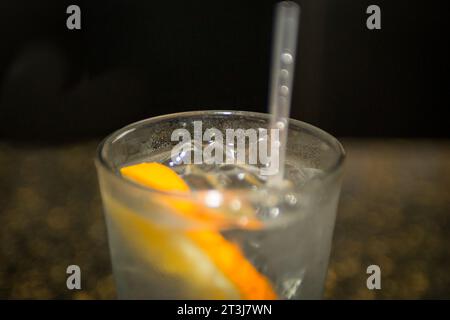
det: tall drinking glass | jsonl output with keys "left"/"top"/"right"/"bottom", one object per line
{"left": 96, "top": 110, "right": 345, "bottom": 299}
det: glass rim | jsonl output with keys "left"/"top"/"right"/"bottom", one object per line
{"left": 96, "top": 110, "right": 346, "bottom": 198}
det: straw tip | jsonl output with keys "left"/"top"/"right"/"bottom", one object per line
{"left": 278, "top": 1, "right": 300, "bottom": 9}
{"left": 276, "top": 1, "right": 300, "bottom": 18}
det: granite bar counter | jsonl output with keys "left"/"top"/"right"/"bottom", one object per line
{"left": 0, "top": 139, "right": 449, "bottom": 299}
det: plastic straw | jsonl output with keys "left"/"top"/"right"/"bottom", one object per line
{"left": 268, "top": 1, "right": 300, "bottom": 185}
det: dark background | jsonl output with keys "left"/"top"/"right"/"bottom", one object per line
{"left": 0, "top": 0, "right": 449, "bottom": 141}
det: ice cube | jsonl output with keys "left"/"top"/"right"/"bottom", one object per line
{"left": 183, "top": 173, "right": 215, "bottom": 189}
{"left": 284, "top": 163, "right": 323, "bottom": 185}
{"left": 213, "top": 165, "right": 266, "bottom": 190}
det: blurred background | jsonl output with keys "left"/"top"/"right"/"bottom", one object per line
{"left": 0, "top": 0, "right": 449, "bottom": 299}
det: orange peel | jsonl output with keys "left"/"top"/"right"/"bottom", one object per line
{"left": 118, "top": 162, "right": 277, "bottom": 299}
{"left": 121, "top": 162, "right": 261, "bottom": 229}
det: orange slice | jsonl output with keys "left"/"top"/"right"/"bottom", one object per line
{"left": 117, "top": 162, "right": 277, "bottom": 299}
{"left": 121, "top": 163, "right": 261, "bottom": 229}
{"left": 121, "top": 163, "right": 190, "bottom": 192}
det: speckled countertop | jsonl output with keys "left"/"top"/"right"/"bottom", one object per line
{"left": 0, "top": 139, "right": 449, "bottom": 299}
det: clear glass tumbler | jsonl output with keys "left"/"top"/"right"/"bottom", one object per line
{"left": 96, "top": 110, "right": 345, "bottom": 299}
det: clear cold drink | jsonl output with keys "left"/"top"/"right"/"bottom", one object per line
{"left": 96, "top": 111, "right": 344, "bottom": 299}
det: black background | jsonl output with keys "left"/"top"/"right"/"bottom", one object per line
{"left": 0, "top": 0, "right": 449, "bottom": 141}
